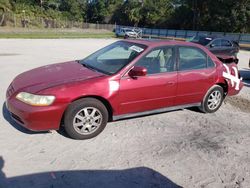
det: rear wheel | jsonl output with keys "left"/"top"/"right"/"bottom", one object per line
{"left": 64, "top": 98, "right": 108, "bottom": 140}
{"left": 199, "top": 85, "right": 224, "bottom": 113}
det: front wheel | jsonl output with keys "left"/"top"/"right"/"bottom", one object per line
{"left": 199, "top": 85, "right": 224, "bottom": 113}
{"left": 124, "top": 34, "right": 129, "bottom": 39}
{"left": 64, "top": 98, "right": 108, "bottom": 140}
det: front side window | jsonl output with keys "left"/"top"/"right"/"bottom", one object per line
{"left": 80, "top": 41, "right": 146, "bottom": 75}
{"left": 211, "top": 39, "right": 221, "bottom": 47}
{"left": 178, "top": 47, "right": 207, "bottom": 71}
{"left": 135, "top": 47, "right": 175, "bottom": 74}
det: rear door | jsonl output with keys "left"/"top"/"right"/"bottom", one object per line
{"left": 118, "top": 46, "right": 177, "bottom": 115}
{"left": 221, "top": 39, "right": 235, "bottom": 56}
{"left": 176, "top": 46, "right": 216, "bottom": 105}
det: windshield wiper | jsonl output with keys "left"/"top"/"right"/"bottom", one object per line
{"left": 77, "top": 60, "right": 111, "bottom": 75}
{"left": 78, "top": 60, "right": 97, "bottom": 71}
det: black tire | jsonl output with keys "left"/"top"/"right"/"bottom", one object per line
{"left": 199, "top": 85, "right": 224, "bottom": 113}
{"left": 64, "top": 98, "right": 108, "bottom": 140}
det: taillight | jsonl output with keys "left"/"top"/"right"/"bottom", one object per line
{"left": 231, "top": 69, "right": 236, "bottom": 76}
{"left": 238, "top": 72, "right": 241, "bottom": 79}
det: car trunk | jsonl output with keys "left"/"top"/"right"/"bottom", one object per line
{"left": 216, "top": 55, "right": 239, "bottom": 64}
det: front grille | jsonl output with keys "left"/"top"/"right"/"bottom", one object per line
{"left": 7, "top": 84, "right": 15, "bottom": 97}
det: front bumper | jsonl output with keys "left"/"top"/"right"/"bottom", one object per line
{"left": 6, "top": 97, "right": 67, "bottom": 131}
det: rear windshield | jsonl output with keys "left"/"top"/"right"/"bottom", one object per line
{"left": 123, "top": 29, "right": 132, "bottom": 32}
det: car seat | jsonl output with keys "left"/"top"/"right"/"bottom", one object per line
{"left": 159, "top": 49, "right": 174, "bottom": 72}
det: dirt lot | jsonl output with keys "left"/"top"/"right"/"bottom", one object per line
{"left": 0, "top": 39, "right": 250, "bottom": 188}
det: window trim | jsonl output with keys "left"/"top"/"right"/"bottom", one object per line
{"left": 177, "top": 46, "right": 214, "bottom": 72}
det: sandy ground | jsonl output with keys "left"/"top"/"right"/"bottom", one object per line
{"left": 0, "top": 39, "right": 250, "bottom": 188}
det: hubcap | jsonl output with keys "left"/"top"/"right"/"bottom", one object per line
{"left": 207, "top": 90, "right": 222, "bottom": 110}
{"left": 73, "top": 107, "right": 102, "bottom": 135}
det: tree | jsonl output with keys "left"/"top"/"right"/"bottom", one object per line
{"left": 87, "top": 0, "right": 107, "bottom": 23}
{"left": 0, "top": 0, "right": 11, "bottom": 26}
{"left": 170, "top": 0, "right": 250, "bottom": 32}
{"left": 1, "top": 0, "right": 249, "bottom": 32}
{"left": 111, "top": 0, "right": 142, "bottom": 26}
{"left": 59, "top": 0, "right": 87, "bottom": 21}
{"left": 140, "top": 0, "right": 174, "bottom": 27}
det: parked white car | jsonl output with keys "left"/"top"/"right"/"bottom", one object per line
{"left": 116, "top": 27, "right": 142, "bottom": 39}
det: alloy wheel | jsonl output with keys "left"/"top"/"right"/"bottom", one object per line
{"left": 73, "top": 107, "right": 103, "bottom": 135}
{"left": 207, "top": 90, "right": 222, "bottom": 110}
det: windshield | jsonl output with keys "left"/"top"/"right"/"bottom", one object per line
{"left": 121, "top": 28, "right": 132, "bottom": 32}
{"left": 80, "top": 41, "right": 147, "bottom": 75}
{"left": 190, "top": 36, "right": 213, "bottom": 46}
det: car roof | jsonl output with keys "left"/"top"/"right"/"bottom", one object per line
{"left": 197, "top": 35, "right": 233, "bottom": 41}
{"left": 197, "top": 35, "right": 217, "bottom": 39}
{"left": 124, "top": 39, "right": 205, "bottom": 48}
{"left": 121, "top": 28, "right": 133, "bottom": 30}
{"left": 123, "top": 39, "right": 218, "bottom": 60}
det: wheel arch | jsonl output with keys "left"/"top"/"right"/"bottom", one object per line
{"left": 200, "top": 84, "right": 225, "bottom": 113}
{"left": 216, "top": 80, "right": 228, "bottom": 97}
{"left": 61, "top": 95, "right": 114, "bottom": 128}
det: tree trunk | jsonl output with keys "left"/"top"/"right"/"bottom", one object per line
{"left": 0, "top": 13, "right": 5, "bottom": 26}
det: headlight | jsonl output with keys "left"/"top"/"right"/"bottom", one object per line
{"left": 16, "top": 92, "right": 55, "bottom": 106}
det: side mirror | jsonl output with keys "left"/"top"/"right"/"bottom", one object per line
{"left": 128, "top": 66, "right": 147, "bottom": 78}
{"left": 210, "top": 44, "right": 215, "bottom": 48}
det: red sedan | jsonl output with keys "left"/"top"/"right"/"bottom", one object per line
{"left": 6, "top": 40, "right": 243, "bottom": 139}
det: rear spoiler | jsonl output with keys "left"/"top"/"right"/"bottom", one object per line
{"left": 216, "top": 55, "right": 239, "bottom": 64}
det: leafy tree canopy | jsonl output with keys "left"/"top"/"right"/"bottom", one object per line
{"left": 1, "top": 0, "right": 249, "bottom": 32}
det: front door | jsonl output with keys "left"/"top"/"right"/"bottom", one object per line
{"left": 118, "top": 46, "right": 177, "bottom": 115}
{"left": 209, "top": 39, "right": 223, "bottom": 55}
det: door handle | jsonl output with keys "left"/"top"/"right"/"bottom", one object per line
{"left": 167, "top": 82, "right": 175, "bottom": 85}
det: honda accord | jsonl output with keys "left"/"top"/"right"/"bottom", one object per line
{"left": 6, "top": 40, "right": 243, "bottom": 139}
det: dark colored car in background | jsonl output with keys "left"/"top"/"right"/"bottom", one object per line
{"left": 190, "top": 35, "right": 240, "bottom": 61}
{"left": 6, "top": 40, "right": 243, "bottom": 140}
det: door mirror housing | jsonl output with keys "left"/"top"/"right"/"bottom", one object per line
{"left": 128, "top": 66, "right": 147, "bottom": 78}
{"left": 210, "top": 44, "right": 215, "bottom": 48}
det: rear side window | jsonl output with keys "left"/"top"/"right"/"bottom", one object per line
{"left": 208, "top": 57, "right": 215, "bottom": 68}
{"left": 178, "top": 47, "right": 207, "bottom": 71}
{"left": 221, "top": 39, "right": 232, "bottom": 47}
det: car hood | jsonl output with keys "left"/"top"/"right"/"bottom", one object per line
{"left": 11, "top": 61, "right": 105, "bottom": 94}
